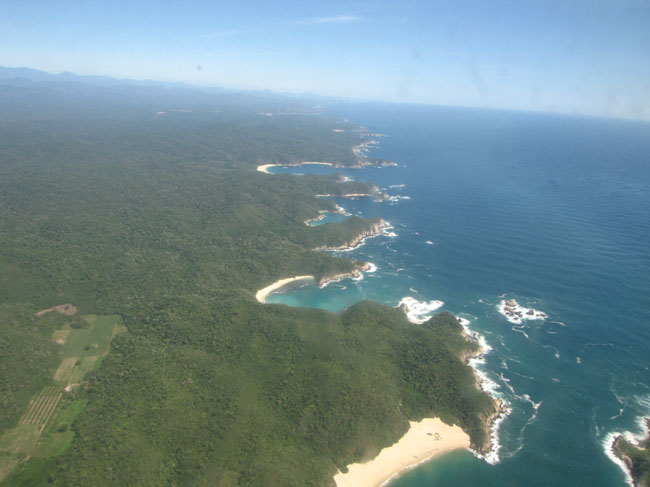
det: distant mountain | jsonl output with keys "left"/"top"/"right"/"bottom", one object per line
{"left": 0, "top": 65, "right": 333, "bottom": 121}
{"left": 0, "top": 66, "right": 359, "bottom": 105}
{"left": 0, "top": 66, "right": 56, "bottom": 81}
{"left": 0, "top": 65, "right": 186, "bottom": 88}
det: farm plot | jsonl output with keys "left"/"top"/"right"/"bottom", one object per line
{"left": 20, "top": 386, "right": 63, "bottom": 426}
{"left": 0, "top": 387, "right": 63, "bottom": 480}
{"left": 0, "top": 314, "right": 124, "bottom": 482}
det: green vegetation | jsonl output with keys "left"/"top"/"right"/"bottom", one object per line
{"left": 616, "top": 423, "right": 650, "bottom": 487}
{"left": 0, "top": 73, "right": 494, "bottom": 486}
{"left": 0, "top": 314, "right": 122, "bottom": 483}
{"left": 0, "top": 304, "right": 68, "bottom": 433}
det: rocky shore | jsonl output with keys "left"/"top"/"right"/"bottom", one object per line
{"left": 314, "top": 218, "right": 392, "bottom": 252}
{"left": 348, "top": 128, "right": 398, "bottom": 168}
{"left": 305, "top": 205, "right": 348, "bottom": 226}
{"left": 315, "top": 192, "right": 377, "bottom": 198}
{"left": 318, "top": 261, "right": 374, "bottom": 288}
{"left": 476, "top": 398, "right": 509, "bottom": 457}
{"left": 304, "top": 212, "right": 328, "bottom": 226}
{"left": 349, "top": 158, "right": 399, "bottom": 169}
{"left": 457, "top": 317, "right": 509, "bottom": 460}
{"left": 611, "top": 418, "right": 650, "bottom": 487}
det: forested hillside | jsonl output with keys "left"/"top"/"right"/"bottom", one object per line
{"left": 0, "top": 70, "right": 494, "bottom": 486}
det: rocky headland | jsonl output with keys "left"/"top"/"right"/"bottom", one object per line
{"left": 318, "top": 261, "right": 374, "bottom": 288}
{"left": 612, "top": 418, "right": 650, "bottom": 487}
{"left": 314, "top": 218, "right": 392, "bottom": 252}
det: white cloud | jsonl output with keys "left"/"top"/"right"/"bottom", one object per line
{"left": 201, "top": 16, "right": 362, "bottom": 39}
{"left": 298, "top": 15, "right": 361, "bottom": 24}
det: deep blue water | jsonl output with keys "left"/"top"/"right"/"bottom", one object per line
{"left": 266, "top": 104, "right": 650, "bottom": 486}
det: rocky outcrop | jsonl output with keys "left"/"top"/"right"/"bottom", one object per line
{"left": 473, "top": 399, "right": 508, "bottom": 455}
{"left": 317, "top": 262, "right": 372, "bottom": 287}
{"left": 612, "top": 419, "right": 650, "bottom": 487}
{"left": 314, "top": 219, "right": 390, "bottom": 252}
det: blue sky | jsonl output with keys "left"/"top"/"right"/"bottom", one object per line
{"left": 2, "top": 0, "right": 650, "bottom": 120}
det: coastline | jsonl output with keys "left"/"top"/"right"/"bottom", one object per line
{"left": 304, "top": 204, "right": 350, "bottom": 226}
{"left": 333, "top": 418, "right": 470, "bottom": 487}
{"left": 395, "top": 298, "right": 506, "bottom": 462}
{"left": 256, "top": 136, "right": 504, "bottom": 477}
{"left": 315, "top": 192, "right": 378, "bottom": 199}
{"left": 607, "top": 417, "right": 650, "bottom": 487}
{"left": 255, "top": 263, "right": 375, "bottom": 303}
{"left": 397, "top": 297, "right": 444, "bottom": 324}
{"left": 318, "top": 262, "right": 375, "bottom": 288}
{"left": 256, "top": 160, "right": 396, "bottom": 174}
{"left": 256, "top": 161, "right": 335, "bottom": 174}
{"left": 457, "top": 317, "right": 510, "bottom": 463}
{"left": 255, "top": 276, "right": 315, "bottom": 303}
{"left": 314, "top": 218, "right": 394, "bottom": 252}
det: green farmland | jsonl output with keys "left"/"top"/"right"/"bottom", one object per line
{"left": 0, "top": 312, "right": 124, "bottom": 483}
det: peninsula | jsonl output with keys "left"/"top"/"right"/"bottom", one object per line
{"left": 313, "top": 218, "right": 392, "bottom": 251}
{"left": 612, "top": 419, "right": 650, "bottom": 487}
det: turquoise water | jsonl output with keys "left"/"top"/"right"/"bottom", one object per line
{"left": 306, "top": 210, "right": 350, "bottom": 226}
{"left": 266, "top": 104, "right": 650, "bottom": 486}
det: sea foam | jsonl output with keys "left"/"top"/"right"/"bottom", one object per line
{"left": 457, "top": 316, "right": 510, "bottom": 465}
{"left": 497, "top": 298, "right": 547, "bottom": 324}
{"left": 397, "top": 297, "right": 444, "bottom": 324}
{"left": 603, "top": 431, "right": 636, "bottom": 487}
{"left": 604, "top": 396, "right": 650, "bottom": 487}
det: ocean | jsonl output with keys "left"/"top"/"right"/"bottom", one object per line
{"left": 265, "top": 103, "right": 650, "bottom": 486}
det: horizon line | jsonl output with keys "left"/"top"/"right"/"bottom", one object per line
{"left": 1, "top": 63, "right": 648, "bottom": 124}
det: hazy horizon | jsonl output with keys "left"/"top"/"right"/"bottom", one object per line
{"left": 3, "top": 0, "right": 650, "bottom": 121}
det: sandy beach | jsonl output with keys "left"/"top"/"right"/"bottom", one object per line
{"left": 256, "top": 164, "right": 276, "bottom": 173}
{"left": 333, "top": 418, "right": 470, "bottom": 487}
{"left": 255, "top": 276, "right": 315, "bottom": 303}
{"left": 257, "top": 161, "right": 334, "bottom": 174}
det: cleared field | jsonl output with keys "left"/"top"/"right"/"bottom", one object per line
{"left": 69, "top": 356, "right": 98, "bottom": 385}
{"left": 0, "top": 315, "right": 124, "bottom": 482}
{"left": 51, "top": 315, "right": 121, "bottom": 387}
{"left": 53, "top": 358, "right": 76, "bottom": 383}
{"left": 87, "top": 315, "right": 120, "bottom": 355}
{"left": 0, "top": 424, "right": 39, "bottom": 480}
{"left": 51, "top": 328, "right": 70, "bottom": 345}
{"left": 34, "top": 304, "right": 77, "bottom": 317}
{"left": 33, "top": 399, "right": 87, "bottom": 459}
{"left": 60, "top": 314, "right": 119, "bottom": 359}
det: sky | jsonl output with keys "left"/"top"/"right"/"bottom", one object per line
{"left": 2, "top": 0, "right": 650, "bottom": 120}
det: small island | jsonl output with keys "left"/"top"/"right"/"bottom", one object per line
{"left": 498, "top": 298, "right": 547, "bottom": 324}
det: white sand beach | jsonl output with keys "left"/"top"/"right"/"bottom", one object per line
{"left": 256, "top": 164, "right": 276, "bottom": 173}
{"left": 257, "top": 161, "right": 334, "bottom": 173}
{"left": 333, "top": 418, "right": 470, "bottom": 487}
{"left": 255, "top": 276, "right": 315, "bottom": 303}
